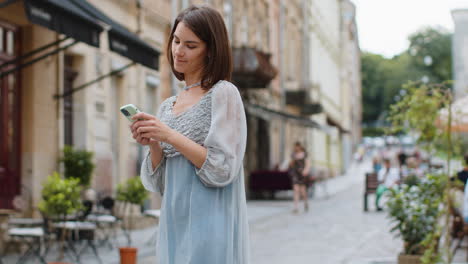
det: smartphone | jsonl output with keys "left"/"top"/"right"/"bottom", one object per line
{"left": 120, "top": 104, "right": 142, "bottom": 122}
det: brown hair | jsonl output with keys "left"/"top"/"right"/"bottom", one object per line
{"left": 166, "top": 5, "right": 232, "bottom": 90}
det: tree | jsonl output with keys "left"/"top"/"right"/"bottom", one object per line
{"left": 407, "top": 26, "right": 452, "bottom": 84}
{"left": 361, "top": 26, "right": 453, "bottom": 126}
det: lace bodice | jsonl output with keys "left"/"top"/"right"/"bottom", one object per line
{"left": 158, "top": 86, "right": 214, "bottom": 158}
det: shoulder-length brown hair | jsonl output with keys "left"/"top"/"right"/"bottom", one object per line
{"left": 166, "top": 5, "right": 232, "bottom": 90}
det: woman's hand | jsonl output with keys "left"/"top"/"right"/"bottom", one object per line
{"left": 130, "top": 112, "right": 176, "bottom": 144}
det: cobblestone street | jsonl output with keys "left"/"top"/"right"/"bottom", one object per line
{"left": 248, "top": 160, "right": 401, "bottom": 264}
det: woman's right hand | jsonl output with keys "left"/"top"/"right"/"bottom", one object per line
{"left": 130, "top": 113, "right": 158, "bottom": 146}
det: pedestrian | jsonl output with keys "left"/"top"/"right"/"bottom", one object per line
{"left": 457, "top": 154, "right": 468, "bottom": 188}
{"left": 131, "top": 5, "right": 249, "bottom": 264}
{"left": 288, "top": 142, "right": 311, "bottom": 214}
{"left": 372, "top": 155, "right": 382, "bottom": 174}
{"left": 375, "top": 158, "right": 400, "bottom": 211}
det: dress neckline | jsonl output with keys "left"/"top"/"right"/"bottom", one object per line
{"left": 170, "top": 89, "right": 213, "bottom": 117}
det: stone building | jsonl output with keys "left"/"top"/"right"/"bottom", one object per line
{"left": 452, "top": 9, "right": 468, "bottom": 99}
{"left": 0, "top": 0, "right": 171, "bottom": 214}
{"left": 0, "top": 0, "right": 361, "bottom": 213}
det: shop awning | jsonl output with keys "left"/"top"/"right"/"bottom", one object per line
{"left": 22, "top": 0, "right": 160, "bottom": 70}
{"left": 71, "top": 0, "right": 160, "bottom": 70}
{"left": 24, "top": 0, "right": 103, "bottom": 47}
{"left": 244, "top": 102, "right": 331, "bottom": 132}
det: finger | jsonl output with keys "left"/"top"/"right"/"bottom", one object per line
{"left": 137, "top": 126, "right": 155, "bottom": 134}
{"left": 132, "top": 112, "right": 156, "bottom": 121}
{"left": 139, "top": 132, "right": 153, "bottom": 139}
{"left": 133, "top": 120, "right": 158, "bottom": 130}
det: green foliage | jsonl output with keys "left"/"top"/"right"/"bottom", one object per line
{"left": 362, "top": 126, "right": 386, "bottom": 137}
{"left": 387, "top": 82, "right": 450, "bottom": 151}
{"left": 386, "top": 174, "right": 447, "bottom": 255}
{"left": 387, "top": 81, "right": 458, "bottom": 263}
{"left": 38, "top": 172, "right": 83, "bottom": 217}
{"left": 59, "top": 145, "right": 95, "bottom": 186}
{"left": 361, "top": 26, "right": 452, "bottom": 125}
{"left": 408, "top": 27, "right": 452, "bottom": 84}
{"left": 116, "top": 177, "right": 149, "bottom": 205}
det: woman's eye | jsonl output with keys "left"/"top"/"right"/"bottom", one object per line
{"left": 187, "top": 46, "right": 196, "bottom": 49}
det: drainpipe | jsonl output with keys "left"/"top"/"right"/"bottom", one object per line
{"left": 279, "top": 0, "right": 286, "bottom": 160}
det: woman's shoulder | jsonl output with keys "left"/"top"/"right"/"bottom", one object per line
{"left": 211, "top": 80, "right": 241, "bottom": 98}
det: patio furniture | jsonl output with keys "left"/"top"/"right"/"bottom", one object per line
{"left": 143, "top": 209, "right": 160, "bottom": 245}
{"left": 53, "top": 221, "right": 102, "bottom": 264}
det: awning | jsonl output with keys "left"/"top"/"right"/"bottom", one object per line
{"left": 71, "top": 0, "right": 160, "bottom": 70}
{"left": 244, "top": 102, "right": 331, "bottom": 132}
{"left": 23, "top": 0, "right": 160, "bottom": 70}
{"left": 24, "top": 0, "right": 103, "bottom": 47}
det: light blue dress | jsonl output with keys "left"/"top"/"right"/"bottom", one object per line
{"left": 140, "top": 81, "right": 249, "bottom": 264}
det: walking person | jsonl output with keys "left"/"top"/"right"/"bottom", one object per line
{"left": 289, "top": 142, "right": 311, "bottom": 214}
{"left": 131, "top": 5, "right": 249, "bottom": 263}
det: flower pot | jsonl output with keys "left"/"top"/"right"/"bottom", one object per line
{"left": 398, "top": 254, "right": 422, "bottom": 264}
{"left": 119, "top": 247, "right": 138, "bottom": 264}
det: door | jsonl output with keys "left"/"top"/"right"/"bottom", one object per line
{"left": 0, "top": 20, "right": 21, "bottom": 209}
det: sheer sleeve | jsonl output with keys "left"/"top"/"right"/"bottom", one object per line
{"left": 195, "top": 81, "right": 247, "bottom": 187}
{"left": 139, "top": 100, "right": 168, "bottom": 195}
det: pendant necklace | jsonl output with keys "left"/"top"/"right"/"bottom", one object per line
{"left": 183, "top": 82, "right": 201, "bottom": 91}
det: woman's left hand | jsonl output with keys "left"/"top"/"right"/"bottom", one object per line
{"left": 302, "top": 170, "right": 309, "bottom": 177}
{"left": 131, "top": 112, "right": 176, "bottom": 143}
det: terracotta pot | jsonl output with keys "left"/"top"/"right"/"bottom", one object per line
{"left": 398, "top": 254, "right": 422, "bottom": 264}
{"left": 119, "top": 247, "right": 138, "bottom": 264}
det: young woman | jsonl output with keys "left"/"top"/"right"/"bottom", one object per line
{"left": 130, "top": 5, "right": 249, "bottom": 264}
{"left": 289, "top": 142, "right": 310, "bottom": 214}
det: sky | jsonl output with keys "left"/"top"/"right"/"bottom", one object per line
{"left": 350, "top": 0, "right": 468, "bottom": 58}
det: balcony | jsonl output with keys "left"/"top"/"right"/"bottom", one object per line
{"left": 285, "top": 90, "right": 323, "bottom": 115}
{"left": 232, "top": 47, "right": 277, "bottom": 89}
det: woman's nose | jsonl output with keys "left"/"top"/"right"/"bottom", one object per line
{"left": 174, "top": 45, "right": 184, "bottom": 57}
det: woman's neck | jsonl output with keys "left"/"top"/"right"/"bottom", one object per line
{"left": 184, "top": 72, "right": 202, "bottom": 87}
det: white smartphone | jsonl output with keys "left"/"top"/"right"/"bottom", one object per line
{"left": 120, "top": 104, "right": 142, "bottom": 122}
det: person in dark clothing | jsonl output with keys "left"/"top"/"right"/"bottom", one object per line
{"left": 397, "top": 149, "right": 407, "bottom": 168}
{"left": 457, "top": 154, "right": 468, "bottom": 187}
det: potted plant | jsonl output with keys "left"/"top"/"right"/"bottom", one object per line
{"left": 387, "top": 81, "right": 461, "bottom": 264}
{"left": 38, "top": 172, "right": 82, "bottom": 262}
{"left": 386, "top": 174, "right": 446, "bottom": 264}
{"left": 115, "top": 177, "right": 149, "bottom": 264}
{"left": 59, "top": 145, "right": 95, "bottom": 187}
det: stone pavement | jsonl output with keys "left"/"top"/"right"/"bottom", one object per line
{"left": 3, "top": 158, "right": 468, "bottom": 263}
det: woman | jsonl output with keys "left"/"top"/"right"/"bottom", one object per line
{"left": 130, "top": 5, "right": 249, "bottom": 264}
{"left": 289, "top": 142, "right": 310, "bottom": 214}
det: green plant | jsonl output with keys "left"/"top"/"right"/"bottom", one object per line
{"left": 116, "top": 177, "right": 149, "bottom": 205}
{"left": 38, "top": 172, "right": 83, "bottom": 218}
{"left": 387, "top": 81, "right": 458, "bottom": 263}
{"left": 59, "top": 145, "right": 95, "bottom": 186}
{"left": 387, "top": 174, "right": 446, "bottom": 256}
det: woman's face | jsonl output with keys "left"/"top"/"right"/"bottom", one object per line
{"left": 171, "top": 22, "right": 207, "bottom": 76}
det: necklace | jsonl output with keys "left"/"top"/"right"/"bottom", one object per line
{"left": 183, "top": 81, "right": 201, "bottom": 91}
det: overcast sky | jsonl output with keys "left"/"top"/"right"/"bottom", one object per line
{"left": 350, "top": 0, "right": 468, "bottom": 58}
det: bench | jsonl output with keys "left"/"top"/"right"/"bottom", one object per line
{"left": 364, "top": 172, "right": 379, "bottom": 211}
{"left": 249, "top": 170, "right": 291, "bottom": 199}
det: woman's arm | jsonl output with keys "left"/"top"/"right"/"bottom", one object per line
{"left": 166, "top": 132, "right": 207, "bottom": 169}
{"left": 132, "top": 112, "right": 207, "bottom": 169}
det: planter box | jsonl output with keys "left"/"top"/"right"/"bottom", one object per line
{"left": 398, "top": 254, "right": 422, "bottom": 264}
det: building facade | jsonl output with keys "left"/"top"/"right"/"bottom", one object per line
{"left": 0, "top": 0, "right": 171, "bottom": 214}
{"left": 0, "top": 0, "right": 361, "bottom": 214}
{"left": 452, "top": 9, "right": 468, "bottom": 99}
